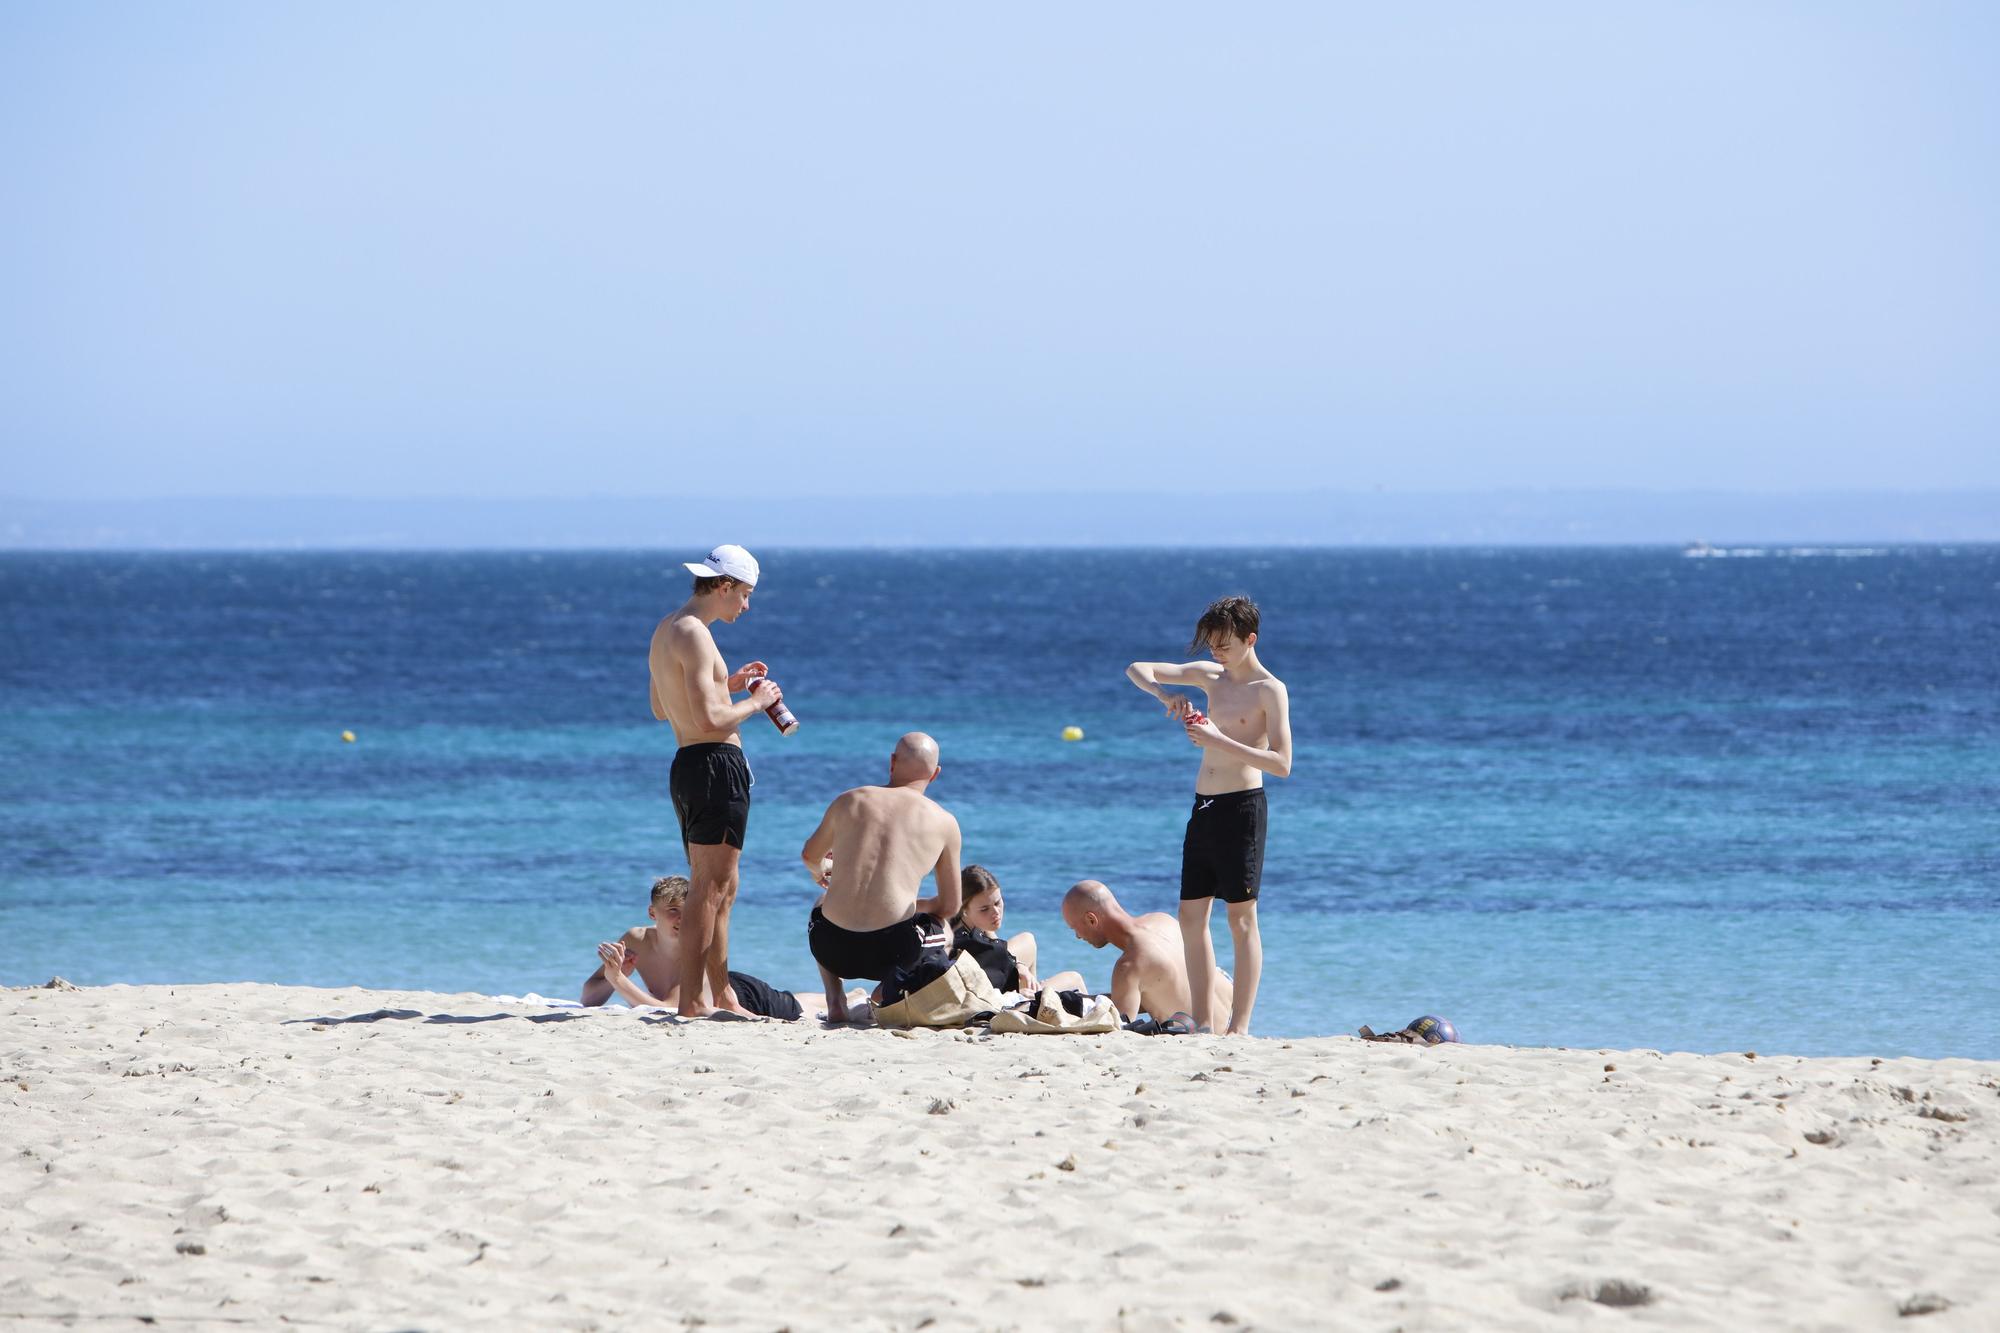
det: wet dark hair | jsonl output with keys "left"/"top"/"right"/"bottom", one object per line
{"left": 692, "top": 574, "right": 746, "bottom": 596}
{"left": 955, "top": 865, "right": 1001, "bottom": 927}
{"left": 1190, "top": 595, "right": 1260, "bottom": 653}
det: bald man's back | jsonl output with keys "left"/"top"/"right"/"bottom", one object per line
{"left": 1123, "top": 912, "right": 1232, "bottom": 1021}
{"left": 817, "top": 785, "right": 961, "bottom": 933}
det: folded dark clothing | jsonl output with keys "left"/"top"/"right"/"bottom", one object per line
{"left": 876, "top": 949, "right": 954, "bottom": 1004}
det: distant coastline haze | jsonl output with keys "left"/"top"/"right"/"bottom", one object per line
{"left": 4, "top": 490, "right": 1995, "bottom": 549}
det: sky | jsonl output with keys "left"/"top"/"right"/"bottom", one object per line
{"left": 2, "top": 3, "right": 1996, "bottom": 508}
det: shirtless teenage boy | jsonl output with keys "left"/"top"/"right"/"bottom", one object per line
{"left": 650, "top": 544, "right": 783, "bottom": 1018}
{"left": 581, "top": 876, "right": 809, "bottom": 1020}
{"left": 1060, "top": 880, "right": 1233, "bottom": 1027}
{"left": 799, "top": 732, "right": 962, "bottom": 1022}
{"left": 1126, "top": 595, "right": 1292, "bottom": 1036}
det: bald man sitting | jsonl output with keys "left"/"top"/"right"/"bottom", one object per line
{"left": 800, "top": 732, "right": 963, "bottom": 1022}
{"left": 1062, "top": 880, "right": 1233, "bottom": 1031}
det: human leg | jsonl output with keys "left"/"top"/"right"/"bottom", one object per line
{"left": 704, "top": 849, "right": 751, "bottom": 1016}
{"left": 817, "top": 965, "right": 850, "bottom": 1022}
{"left": 683, "top": 842, "right": 749, "bottom": 1016}
{"left": 1179, "top": 897, "right": 1218, "bottom": 1032}
{"left": 725, "top": 971, "right": 801, "bottom": 1021}
{"left": 1223, "top": 899, "right": 1261, "bottom": 1036}
{"left": 670, "top": 743, "right": 753, "bottom": 1018}
{"left": 1209, "top": 789, "right": 1265, "bottom": 1036}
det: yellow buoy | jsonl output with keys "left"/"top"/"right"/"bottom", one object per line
{"left": 340, "top": 730, "right": 356, "bottom": 743}
{"left": 1061, "top": 725, "right": 1084, "bottom": 742}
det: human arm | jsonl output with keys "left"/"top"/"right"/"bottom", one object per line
{"left": 581, "top": 934, "right": 646, "bottom": 1007}
{"left": 601, "top": 957, "right": 675, "bottom": 1009}
{"left": 1184, "top": 680, "right": 1293, "bottom": 778}
{"left": 916, "top": 816, "right": 963, "bottom": 922}
{"left": 1126, "top": 661, "right": 1219, "bottom": 718}
{"left": 1006, "top": 932, "right": 1040, "bottom": 993}
{"left": 800, "top": 803, "right": 841, "bottom": 886}
{"left": 725, "top": 660, "right": 770, "bottom": 692}
{"left": 1108, "top": 953, "right": 1144, "bottom": 1023}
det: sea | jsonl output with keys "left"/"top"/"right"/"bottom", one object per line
{"left": 2, "top": 547, "right": 1996, "bottom": 1058}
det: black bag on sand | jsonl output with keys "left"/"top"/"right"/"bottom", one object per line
{"left": 877, "top": 948, "right": 954, "bottom": 1005}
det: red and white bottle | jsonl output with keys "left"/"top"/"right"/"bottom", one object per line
{"left": 759, "top": 679, "right": 799, "bottom": 736}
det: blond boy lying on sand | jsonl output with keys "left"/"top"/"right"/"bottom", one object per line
{"left": 1062, "top": 879, "right": 1232, "bottom": 1034}
{"left": 582, "top": 876, "right": 816, "bottom": 1020}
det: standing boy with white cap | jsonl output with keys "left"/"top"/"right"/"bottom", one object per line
{"left": 650, "top": 544, "right": 783, "bottom": 1018}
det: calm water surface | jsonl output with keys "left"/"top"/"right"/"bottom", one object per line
{"left": 2, "top": 548, "right": 1995, "bottom": 1055}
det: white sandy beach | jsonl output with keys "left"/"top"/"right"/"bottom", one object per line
{"left": 3, "top": 982, "right": 1996, "bottom": 1331}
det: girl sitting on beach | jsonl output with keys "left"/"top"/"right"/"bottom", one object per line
{"left": 952, "top": 865, "right": 1086, "bottom": 998}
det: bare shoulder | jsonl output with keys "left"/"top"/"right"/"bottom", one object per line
{"left": 1131, "top": 913, "right": 1180, "bottom": 958}
{"left": 660, "top": 612, "right": 714, "bottom": 651}
{"left": 1258, "top": 675, "right": 1290, "bottom": 702}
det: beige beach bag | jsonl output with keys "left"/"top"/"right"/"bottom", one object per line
{"left": 988, "top": 988, "right": 1121, "bottom": 1036}
{"left": 872, "top": 952, "right": 1003, "bottom": 1029}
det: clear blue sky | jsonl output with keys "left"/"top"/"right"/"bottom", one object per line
{"left": 3, "top": 3, "right": 1995, "bottom": 501}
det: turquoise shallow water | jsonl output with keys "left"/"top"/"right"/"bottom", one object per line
{"left": 2, "top": 548, "right": 1996, "bottom": 1055}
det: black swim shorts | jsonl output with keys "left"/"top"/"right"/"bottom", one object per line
{"left": 1180, "top": 787, "right": 1267, "bottom": 903}
{"left": 670, "top": 742, "right": 751, "bottom": 850}
{"left": 807, "top": 905, "right": 950, "bottom": 982}
{"left": 725, "top": 971, "right": 803, "bottom": 1021}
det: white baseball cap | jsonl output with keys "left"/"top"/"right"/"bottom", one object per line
{"left": 684, "top": 543, "right": 760, "bottom": 587}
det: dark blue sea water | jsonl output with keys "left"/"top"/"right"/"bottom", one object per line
{"left": 3, "top": 548, "right": 1996, "bottom": 1056}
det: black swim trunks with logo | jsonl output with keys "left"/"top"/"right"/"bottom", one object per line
{"left": 1180, "top": 787, "right": 1267, "bottom": 903}
{"left": 670, "top": 742, "right": 752, "bottom": 850}
{"left": 807, "top": 906, "right": 950, "bottom": 981}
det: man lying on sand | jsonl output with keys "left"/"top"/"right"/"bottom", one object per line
{"left": 582, "top": 876, "right": 811, "bottom": 1020}
{"left": 1062, "top": 879, "right": 1232, "bottom": 1032}
{"left": 800, "top": 732, "right": 962, "bottom": 1022}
